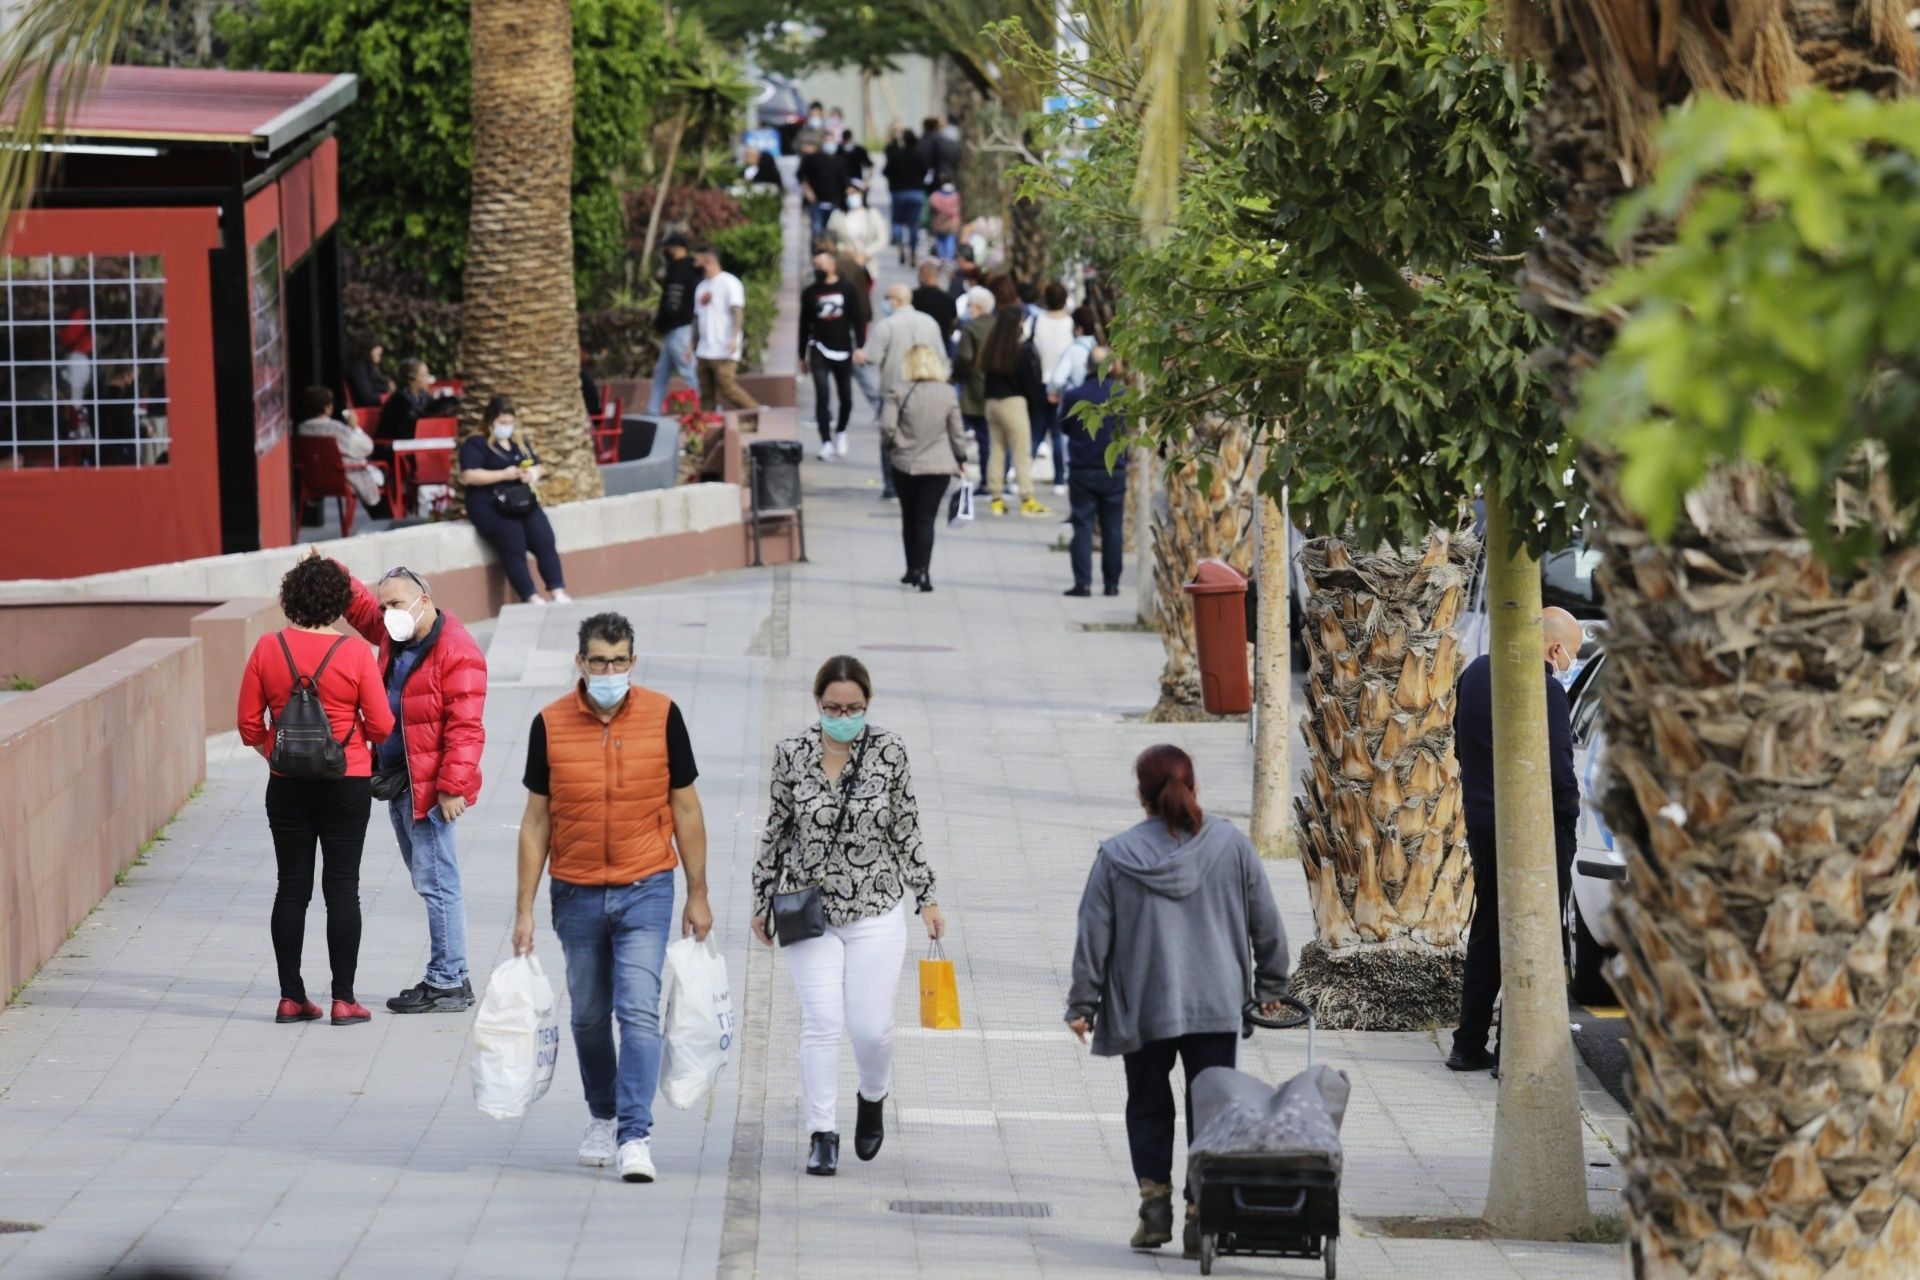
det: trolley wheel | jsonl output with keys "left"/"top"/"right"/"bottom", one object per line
{"left": 1198, "top": 1231, "right": 1216, "bottom": 1275}
{"left": 1324, "top": 1236, "right": 1337, "bottom": 1279}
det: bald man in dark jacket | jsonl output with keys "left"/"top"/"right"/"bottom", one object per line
{"left": 1447, "top": 607, "right": 1585, "bottom": 1073}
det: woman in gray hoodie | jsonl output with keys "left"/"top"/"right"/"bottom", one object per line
{"left": 1066, "top": 744, "right": 1291, "bottom": 1254}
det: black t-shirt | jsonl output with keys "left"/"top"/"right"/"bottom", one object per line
{"left": 798, "top": 150, "right": 848, "bottom": 205}
{"left": 654, "top": 257, "right": 701, "bottom": 332}
{"left": 522, "top": 701, "right": 698, "bottom": 795}
{"left": 912, "top": 285, "right": 958, "bottom": 339}
{"left": 800, "top": 279, "right": 865, "bottom": 356}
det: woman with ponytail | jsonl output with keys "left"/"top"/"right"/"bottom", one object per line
{"left": 1065, "top": 744, "right": 1291, "bottom": 1257}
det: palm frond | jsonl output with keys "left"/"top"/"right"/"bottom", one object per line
{"left": 1131, "top": 0, "right": 1213, "bottom": 233}
{"left": 0, "top": 0, "right": 151, "bottom": 236}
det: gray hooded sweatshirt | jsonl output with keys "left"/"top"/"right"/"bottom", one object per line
{"left": 1066, "top": 816, "right": 1289, "bottom": 1058}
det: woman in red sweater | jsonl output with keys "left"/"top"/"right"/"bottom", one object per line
{"left": 237, "top": 556, "right": 395, "bottom": 1025}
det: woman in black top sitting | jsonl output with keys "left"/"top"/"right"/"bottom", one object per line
{"left": 345, "top": 341, "right": 392, "bottom": 409}
{"left": 457, "top": 395, "right": 572, "bottom": 605}
{"left": 375, "top": 358, "right": 457, "bottom": 443}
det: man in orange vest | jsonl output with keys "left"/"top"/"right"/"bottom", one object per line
{"left": 512, "top": 611, "right": 713, "bottom": 1183}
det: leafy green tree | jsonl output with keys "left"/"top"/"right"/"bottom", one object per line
{"left": 222, "top": 0, "right": 666, "bottom": 298}
{"left": 685, "top": 0, "right": 942, "bottom": 77}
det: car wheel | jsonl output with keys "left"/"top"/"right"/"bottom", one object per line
{"left": 1567, "top": 891, "right": 1612, "bottom": 1006}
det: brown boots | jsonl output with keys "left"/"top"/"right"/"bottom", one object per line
{"left": 1182, "top": 1203, "right": 1202, "bottom": 1258}
{"left": 1130, "top": 1180, "right": 1174, "bottom": 1249}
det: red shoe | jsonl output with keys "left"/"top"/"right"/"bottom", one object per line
{"left": 275, "top": 998, "right": 323, "bottom": 1024}
{"left": 331, "top": 999, "right": 372, "bottom": 1026}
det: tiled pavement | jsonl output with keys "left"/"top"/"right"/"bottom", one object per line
{"left": 0, "top": 189, "right": 1626, "bottom": 1278}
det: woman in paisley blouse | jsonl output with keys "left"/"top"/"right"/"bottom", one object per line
{"left": 752, "top": 655, "right": 944, "bottom": 1177}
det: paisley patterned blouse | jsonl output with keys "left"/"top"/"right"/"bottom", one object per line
{"left": 753, "top": 726, "right": 937, "bottom": 926}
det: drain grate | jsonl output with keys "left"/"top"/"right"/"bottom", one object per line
{"left": 889, "top": 1200, "right": 1052, "bottom": 1219}
{"left": 0, "top": 1221, "right": 41, "bottom": 1234}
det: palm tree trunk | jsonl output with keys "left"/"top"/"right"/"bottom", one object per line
{"left": 637, "top": 114, "right": 688, "bottom": 291}
{"left": 1008, "top": 192, "right": 1045, "bottom": 282}
{"left": 1146, "top": 418, "right": 1257, "bottom": 721}
{"left": 1521, "top": 1, "right": 1920, "bottom": 1269}
{"left": 461, "top": 0, "right": 600, "bottom": 503}
{"left": 1287, "top": 529, "right": 1477, "bottom": 1029}
{"left": 1250, "top": 480, "right": 1295, "bottom": 858}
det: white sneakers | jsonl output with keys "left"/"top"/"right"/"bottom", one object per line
{"left": 834, "top": 431, "right": 850, "bottom": 457}
{"left": 1052, "top": 484, "right": 1068, "bottom": 496}
{"left": 618, "top": 1137, "right": 656, "bottom": 1183}
{"left": 579, "top": 1118, "right": 616, "bottom": 1167}
{"left": 818, "top": 440, "right": 836, "bottom": 462}
{"left": 551, "top": 589, "right": 573, "bottom": 604}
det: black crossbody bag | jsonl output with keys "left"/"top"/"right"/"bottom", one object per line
{"left": 771, "top": 732, "right": 868, "bottom": 946}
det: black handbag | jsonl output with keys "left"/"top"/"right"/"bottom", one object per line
{"left": 370, "top": 764, "right": 409, "bottom": 802}
{"left": 491, "top": 481, "right": 538, "bottom": 517}
{"left": 771, "top": 732, "right": 868, "bottom": 946}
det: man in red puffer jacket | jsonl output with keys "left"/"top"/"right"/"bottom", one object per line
{"left": 341, "top": 562, "right": 488, "bottom": 1014}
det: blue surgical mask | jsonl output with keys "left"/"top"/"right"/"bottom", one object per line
{"left": 586, "top": 674, "right": 630, "bottom": 710}
{"left": 880, "top": 299, "right": 896, "bottom": 317}
{"left": 820, "top": 713, "right": 865, "bottom": 743}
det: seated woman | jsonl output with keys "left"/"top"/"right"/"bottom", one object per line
{"left": 456, "top": 395, "right": 572, "bottom": 605}
{"left": 345, "top": 341, "right": 392, "bottom": 409}
{"left": 296, "top": 386, "right": 390, "bottom": 518}
{"left": 374, "top": 358, "right": 457, "bottom": 443}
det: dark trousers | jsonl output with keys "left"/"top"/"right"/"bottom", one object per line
{"left": 265, "top": 774, "right": 374, "bottom": 1004}
{"left": 811, "top": 358, "right": 853, "bottom": 442}
{"left": 1453, "top": 820, "right": 1575, "bottom": 1055}
{"left": 1123, "top": 1032, "right": 1238, "bottom": 1196}
{"left": 1069, "top": 471, "right": 1126, "bottom": 590}
{"left": 468, "top": 495, "right": 565, "bottom": 601}
{"left": 893, "top": 468, "right": 949, "bottom": 575}
{"left": 1030, "top": 398, "right": 1066, "bottom": 480}
{"left": 963, "top": 412, "right": 993, "bottom": 487}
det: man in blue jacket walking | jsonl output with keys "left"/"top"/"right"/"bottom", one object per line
{"left": 1059, "top": 350, "right": 1128, "bottom": 598}
{"left": 1447, "top": 606, "right": 1585, "bottom": 1072}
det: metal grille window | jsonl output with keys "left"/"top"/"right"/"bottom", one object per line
{"left": 0, "top": 253, "right": 168, "bottom": 468}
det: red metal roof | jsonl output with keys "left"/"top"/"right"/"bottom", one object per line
{"left": 9, "top": 65, "right": 357, "bottom": 152}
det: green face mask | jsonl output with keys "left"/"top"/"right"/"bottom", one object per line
{"left": 819, "top": 712, "right": 866, "bottom": 743}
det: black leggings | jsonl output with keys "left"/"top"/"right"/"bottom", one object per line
{"left": 893, "top": 468, "right": 950, "bottom": 575}
{"left": 811, "top": 357, "right": 854, "bottom": 442}
{"left": 468, "top": 493, "right": 566, "bottom": 601}
{"left": 265, "top": 774, "right": 374, "bottom": 1003}
{"left": 1122, "top": 1031, "right": 1238, "bottom": 1196}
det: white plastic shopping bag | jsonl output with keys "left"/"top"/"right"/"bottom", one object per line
{"left": 470, "top": 955, "right": 561, "bottom": 1119}
{"left": 659, "top": 935, "right": 734, "bottom": 1110}
{"left": 947, "top": 480, "right": 975, "bottom": 527}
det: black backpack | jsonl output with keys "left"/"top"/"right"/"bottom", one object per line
{"left": 269, "top": 633, "right": 350, "bottom": 779}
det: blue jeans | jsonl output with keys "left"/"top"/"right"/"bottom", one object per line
{"left": 647, "top": 324, "right": 696, "bottom": 415}
{"left": 933, "top": 231, "right": 958, "bottom": 260}
{"left": 1031, "top": 398, "right": 1066, "bottom": 483}
{"left": 388, "top": 801, "right": 468, "bottom": 989}
{"left": 890, "top": 191, "right": 924, "bottom": 256}
{"left": 810, "top": 202, "right": 837, "bottom": 239}
{"left": 550, "top": 873, "right": 675, "bottom": 1144}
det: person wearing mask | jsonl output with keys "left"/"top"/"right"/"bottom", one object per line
{"left": 1447, "top": 607, "right": 1585, "bottom": 1073}
{"left": 911, "top": 258, "right": 957, "bottom": 343}
{"left": 977, "top": 280, "right": 1049, "bottom": 518}
{"left": 692, "top": 245, "right": 759, "bottom": 411}
{"left": 884, "top": 129, "right": 927, "bottom": 263}
{"left": 797, "top": 137, "right": 849, "bottom": 241}
{"left": 841, "top": 129, "right": 873, "bottom": 192}
{"left": 295, "top": 386, "right": 390, "bottom": 518}
{"left": 237, "top": 554, "right": 395, "bottom": 1027}
{"left": 751, "top": 656, "right": 944, "bottom": 1177}
{"left": 881, "top": 345, "right": 967, "bottom": 592}
{"left": 1060, "top": 350, "right": 1128, "bottom": 598}
{"left": 799, "top": 247, "right": 869, "bottom": 462}
{"left": 1066, "top": 745, "right": 1290, "bottom": 1254}
{"left": 827, "top": 191, "right": 890, "bottom": 264}
{"left": 742, "top": 145, "right": 784, "bottom": 189}
{"left": 343, "top": 565, "right": 488, "bottom": 1015}
{"left": 799, "top": 102, "right": 828, "bottom": 148}
{"left": 944, "top": 245, "right": 982, "bottom": 304}
{"left": 950, "top": 283, "right": 998, "bottom": 496}
{"left": 374, "top": 358, "right": 456, "bottom": 444}
{"left": 456, "top": 396, "right": 572, "bottom": 605}
{"left": 1029, "top": 281, "right": 1076, "bottom": 494}
{"left": 345, "top": 341, "right": 392, "bottom": 409}
{"left": 512, "top": 612, "right": 714, "bottom": 1183}
{"left": 647, "top": 233, "right": 701, "bottom": 415}
{"left": 861, "top": 285, "right": 945, "bottom": 499}
{"left": 928, "top": 175, "right": 962, "bottom": 262}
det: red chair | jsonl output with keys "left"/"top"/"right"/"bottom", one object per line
{"left": 397, "top": 417, "right": 459, "bottom": 518}
{"left": 295, "top": 437, "right": 393, "bottom": 537}
{"left": 347, "top": 406, "right": 380, "bottom": 431}
{"left": 591, "top": 397, "right": 626, "bottom": 464}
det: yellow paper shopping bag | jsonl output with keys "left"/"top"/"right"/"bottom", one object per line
{"left": 919, "top": 940, "right": 962, "bottom": 1030}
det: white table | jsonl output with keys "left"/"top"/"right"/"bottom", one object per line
{"left": 391, "top": 437, "right": 455, "bottom": 453}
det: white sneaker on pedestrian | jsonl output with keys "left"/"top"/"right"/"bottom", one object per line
{"left": 618, "top": 1137, "right": 657, "bottom": 1183}
{"left": 551, "top": 589, "right": 574, "bottom": 604}
{"left": 835, "top": 431, "right": 850, "bottom": 457}
{"left": 527, "top": 595, "right": 550, "bottom": 607}
{"left": 1035, "top": 440, "right": 1051, "bottom": 460}
{"left": 1052, "top": 484, "right": 1068, "bottom": 496}
{"left": 579, "top": 1118, "right": 616, "bottom": 1167}
{"left": 818, "top": 440, "right": 836, "bottom": 462}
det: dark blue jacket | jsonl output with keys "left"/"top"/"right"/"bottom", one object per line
{"left": 1453, "top": 654, "right": 1579, "bottom": 866}
{"left": 1059, "top": 375, "right": 1127, "bottom": 477}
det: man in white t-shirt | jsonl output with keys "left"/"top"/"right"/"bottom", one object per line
{"left": 692, "top": 245, "right": 758, "bottom": 411}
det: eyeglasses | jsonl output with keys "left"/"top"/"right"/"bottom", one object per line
{"left": 819, "top": 702, "right": 867, "bottom": 718}
{"left": 583, "top": 656, "right": 634, "bottom": 674}
{"left": 378, "top": 566, "right": 430, "bottom": 594}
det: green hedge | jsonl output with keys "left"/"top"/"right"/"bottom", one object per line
{"left": 709, "top": 221, "right": 782, "bottom": 285}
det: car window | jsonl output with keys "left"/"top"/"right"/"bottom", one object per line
{"left": 1570, "top": 653, "right": 1607, "bottom": 748}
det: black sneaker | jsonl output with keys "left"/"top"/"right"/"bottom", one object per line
{"left": 1446, "top": 1046, "right": 1497, "bottom": 1072}
{"left": 387, "top": 980, "right": 473, "bottom": 1014}
{"left": 1063, "top": 585, "right": 1092, "bottom": 598}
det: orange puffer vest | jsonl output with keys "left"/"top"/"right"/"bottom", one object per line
{"left": 541, "top": 684, "right": 678, "bottom": 886}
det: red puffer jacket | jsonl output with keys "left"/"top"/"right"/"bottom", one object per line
{"left": 344, "top": 573, "right": 488, "bottom": 820}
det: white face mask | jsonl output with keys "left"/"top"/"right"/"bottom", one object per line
{"left": 383, "top": 599, "right": 421, "bottom": 643}
{"left": 846, "top": 193, "right": 863, "bottom": 210}
{"left": 491, "top": 421, "right": 515, "bottom": 443}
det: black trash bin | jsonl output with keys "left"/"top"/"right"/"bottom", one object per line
{"left": 747, "top": 438, "right": 807, "bottom": 566}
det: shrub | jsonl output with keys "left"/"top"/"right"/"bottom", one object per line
{"left": 741, "top": 274, "right": 779, "bottom": 373}
{"left": 578, "top": 305, "right": 661, "bottom": 381}
{"left": 708, "top": 221, "right": 782, "bottom": 285}
{"left": 736, "top": 187, "right": 782, "bottom": 228}
{"left": 623, "top": 186, "right": 747, "bottom": 248}
{"left": 343, "top": 245, "right": 461, "bottom": 373}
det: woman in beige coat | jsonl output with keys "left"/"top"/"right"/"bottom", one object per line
{"left": 880, "top": 345, "right": 967, "bottom": 593}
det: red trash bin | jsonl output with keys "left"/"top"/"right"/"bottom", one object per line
{"left": 1184, "top": 559, "right": 1252, "bottom": 714}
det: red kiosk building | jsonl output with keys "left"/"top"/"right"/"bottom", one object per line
{"left": 0, "top": 66, "right": 358, "bottom": 578}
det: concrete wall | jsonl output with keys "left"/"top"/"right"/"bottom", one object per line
{"left": 0, "top": 599, "right": 218, "bottom": 687}
{"left": 0, "top": 638, "right": 206, "bottom": 1007}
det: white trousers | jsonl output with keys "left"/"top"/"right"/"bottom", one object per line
{"left": 781, "top": 900, "right": 908, "bottom": 1132}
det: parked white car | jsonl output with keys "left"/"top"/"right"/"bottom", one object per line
{"left": 1565, "top": 635, "right": 1623, "bottom": 1005}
